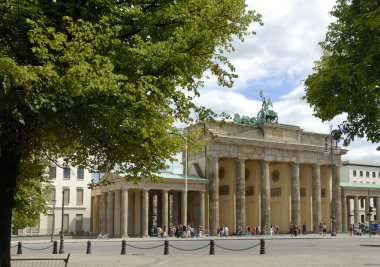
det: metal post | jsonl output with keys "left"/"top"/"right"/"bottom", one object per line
{"left": 209, "top": 240, "right": 215, "bottom": 255}
{"left": 368, "top": 188, "right": 371, "bottom": 238}
{"left": 51, "top": 199, "right": 56, "bottom": 242}
{"left": 86, "top": 240, "right": 92, "bottom": 254}
{"left": 329, "top": 125, "right": 337, "bottom": 237}
{"left": 121, "top": 240, "right": 127, "bottom": 255}
{"left": 260, "top": 239, "right": 266, "bottom": 255}
{"left": 164, "top": 240, "right": 169, "bottom": 255}
{"left": 59, "top": 190, "right": 65, "bottom": 254}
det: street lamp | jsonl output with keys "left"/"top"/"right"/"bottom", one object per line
{"left": 325, "top": 125, "right": 337, "bottom": 236}
{"left": 50, "top": 199, "right": 56, "bottom": 242}
{"left": 59, "top": 190, "right": 65, "bottom": 254}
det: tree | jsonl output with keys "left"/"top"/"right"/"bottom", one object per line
{"left": 304, "top": 0, "right": 380, "bottom": 147}
{"left": 0, "top": 0, "right": 261, "bottom": 265}
{"left": 12, "top": 153, "right": 52, "bottom": 230}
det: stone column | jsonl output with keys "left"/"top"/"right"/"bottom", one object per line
{"left": 121, "top": 189, "right": 129, "bottom": 238}
{"left": 200, "top": 191, "right": 205, "bottom": 228}
{"left": 376, "top": 197, "right": 380, "bottom": 222}
{"left": 107, "top": 191, "right": 114, "bottom": 235}
{"left": 162, "top": 189, "right": 169, "bottom": 234}
{"left": 142, "top": 189, "right": 149, "bottom": 237}
{"left": 347, "top": 197, "right": 352, "bottom": 226}
{"left": 332, "top": 165, "right": 342, "bottom": 232}
{"left": 312, "top": 164, "right": 322, "bottom": 233}
{"left": 236, "top": 158, "right": 246, "bottom": 228}
{"left": 100, "top": 193, "right": 107, "bottom": 233}
{"left": 93, "top": 195, "right": 100, "bottom": 234}
{"left": 341, "top": 194, "right": 347, "bottom": 233}
{"left": 261, "top": 160, "right": 270, "bottom": 232}
{"left": 114, "top": 190, "right": 121, "bottom": 236}
{"left": 354, "top": 196, "right": 359, "bottom": 224}
{"left": 181, "top": 190, "right": 187, "bottom": 225}
{"left": 291, "top": 162, "right": 301, "bottom": 226}
{"left": 208, "top": 156, "right": 219, "bottom": 236}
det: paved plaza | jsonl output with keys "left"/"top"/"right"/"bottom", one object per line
{"left": 10, "top": 234, "right": 380, "bottom": 266}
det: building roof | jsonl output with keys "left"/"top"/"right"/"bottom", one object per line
{"left": 342, "top": 160, "right": 380, "bottom": 168}
{"left": 341, "top": 182, "right": 380, "bottom": 189}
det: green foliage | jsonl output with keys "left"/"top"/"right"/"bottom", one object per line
{"left": 0, "top": 0, "right": 261, "bottom": 176}
{"left": 12, "top": 153, "right": 52, "bottom": 229}
{"left": 304, "top": 0, "right": 380, "bottom": 148}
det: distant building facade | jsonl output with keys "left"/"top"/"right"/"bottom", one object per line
{"left": 341, "top": 161, "right": 380, "bottom": 225}
{"left": 14, "top": 162, "right": 92, "bottom": 236}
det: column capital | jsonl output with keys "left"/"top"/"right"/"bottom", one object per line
{"left": 236, "top": 157, "right": 247, "bottom": 163}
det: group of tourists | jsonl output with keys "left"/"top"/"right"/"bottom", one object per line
{"left": 318, "top": 222, "right": 327, "bottom": 236}
{"left": 153, "top": 224, "right": 203, "bottom": 238}
{"left": 289, "top": 223, "right": 308, "bottom": 236}
{"left": 218, "top": 225, "right": 280, "bottom": 237}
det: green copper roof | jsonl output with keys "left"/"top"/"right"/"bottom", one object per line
{"left": 341, "top": 182, "right": 380, "bottom": 189}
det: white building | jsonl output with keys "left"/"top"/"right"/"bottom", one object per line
{"left": 15, "top": 163, "right": 92, "bottom": 236}
{"left": 341, "top": 161, "right": 380, "bottom": 224}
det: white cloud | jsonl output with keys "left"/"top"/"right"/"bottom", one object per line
{"left": 170, "top": 0, "right": 380, "bottom": 173}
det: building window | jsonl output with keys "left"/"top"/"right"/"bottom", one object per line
{"left": 245, "top": 186, "right": 254, "bottom": 196}
{"left": 353, "top": 170, "right": 357, "bottom": 177}
{"left": 373, "top": 172, "right": 376, "bottom": 178}
{"left": 360, "top": 198, "right": 365, "bottom": 208}
{"left": 300, "top": 188, "right": 306, "bottom": 198}
{"left": 360, "top": 171, "right": 363, "bottom": 177}
{"left": 361, "top": 215, "right": 365, "bottom": 223}
{"left": 47, "top": 214, "right": 54, "bottom": 233}
{"left": 270, "top": 187, "right": 282, "bottom": 197}
{"left": 321, "top": 189, "right": 326, "bottom": 198}
{"left": 49, "top": 166, "right": 57, "bottom": 178}
{"left": 30, "top": 221, "right": 40, "bottom": 234}
{"left": 219, "top": 185, "right": 229, "bottom": 195}
{"left": 63, "top": 167, "right": 71, "bottom": 179}
{"left": 75, "top": 214, "right": 83, "bottom": 233}
{"left": 48, "top": 187, "right": 56, "bottom": 204}
{"left": 63, "top": 214, "right": 69, "bottom": 233}
{"left": 77, "top": 167, "right": 84, "bottom": 180}
{"left": 366, "top": 171, "right": 370, "bottom": 177}
{"left": 353, "top": 181, "right": 357, "bottom": 183}
{"left": 63, "top": 188, "right": 70, "bottom": 205}
{"left": 76, "top": 188, "right": 84, "bottom": 205}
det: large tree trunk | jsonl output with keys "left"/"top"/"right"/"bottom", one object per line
{"left": 0, "top": 144, "right": 21, "bottom": 267}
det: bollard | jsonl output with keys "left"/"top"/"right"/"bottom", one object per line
{"left": 209, "top": 240, "right": 215, "bottom": 255}
{"left": 260, "top": 239, "right": 266, "bottom": 255}
{"left": 121, "top": 240, "right": 127, "bottom": 255}
{"left": 164, "top": 240, "right": 169, "bottom": 255}
{"left": 52, "top": 241, "right": 58, "bottom": 254}
{"left": 17, "top": 242, "right": 22, "bottom": 255}
{"left": 86, "top": 240, "right": 92, "bottom": 254}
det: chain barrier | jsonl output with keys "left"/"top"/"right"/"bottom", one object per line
{"left": 214, "top": 241, "right": 260, "bottom": 251}
{"left": 169, "top": 243, "right": 210, "bottom": 251}
{"left": 10, "top": 244, "right": 18, "bottom": 248}
{"left": 22, "top": 244, "right": 54, "bottom": 251}
{"left": 126, "top": 243, "right": 164, "bottom": 250}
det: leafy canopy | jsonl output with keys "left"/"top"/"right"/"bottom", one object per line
{"left": 304, "top": 0, "right": 380, "bottom": 147}
{"left": 0, "top": 0, "right": 262, "bottom": 178}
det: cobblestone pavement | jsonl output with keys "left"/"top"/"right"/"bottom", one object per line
{"left": 11, "top": 234, "right": 380, "bottom": 266}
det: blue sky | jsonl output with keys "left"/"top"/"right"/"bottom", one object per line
{"left": 170, "top": 0, "right": 380, "bottom": 173}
